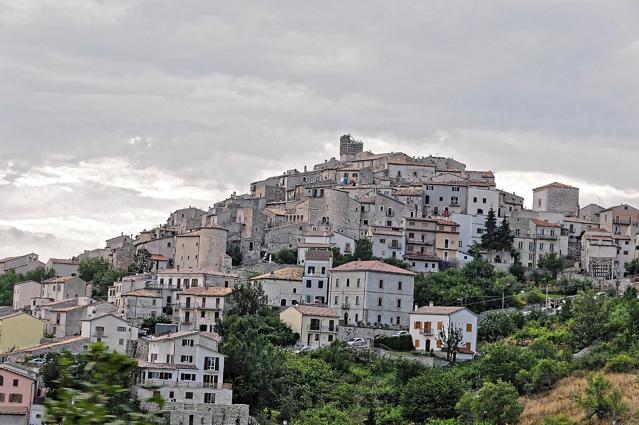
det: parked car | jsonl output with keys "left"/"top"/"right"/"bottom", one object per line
{"left": 393, "top": 331, "right": 408, "bottom": 337}
{"left": 347, "top": 338, "right": 367, "bottom": 347}
{"left": 29, "top": 358, "right": 46, "bottom": 365}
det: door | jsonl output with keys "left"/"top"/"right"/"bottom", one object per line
{"left": 425, "top": 339, "right": 431, "bottom": 351}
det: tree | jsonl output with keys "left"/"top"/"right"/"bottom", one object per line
{"left": 274, "top": 248, "right": 297, "bottom": 264}
{"left": 496, "top": 218, "right": 514, "bottom": 251}
{"left": 129, "top": 248, "right": 152, "bottom": 274}
{"left": 624, "top": 258, "right": 639, "bottom": 276}
{"left": 456, "top": 380, "right": 523, "bottom": 425}
{"left": 44, "top": 343, "right": 161, "bottom": 424}
{"left": 577, "top": 373, "right": 627, "bottom": 422}
{"left": 568, "top": 290, "right": 609, "bottom": 349}
{"left": 438, "top": 325, "right": 464, "bottom": 362}
{"left": 538, "top": 253, "right": 565, "bottom": 279}
{"left": 478, "top": 312, "right": 517, "bottom": 343}
{"left": 400, "top": 368, "right": 465, "bottom": 422}
{"left": 293, "top": 404, "right": 356, "bottom": 425}
{"left": 353, "top": 239, "right": 373, "bottom": 261}
{"left": 478, "top": 341, "right": 536, "bottom": 385}
{"left": 480, "top": 208, "right": 498, "bottom": 251}
{"left": 78, "top": 257, "right": 126, "bottom": 298}
{"left": 228, "top": 281, "right": 270, "bottom": 316}
{"left": 140, "top": 314, "right": 172, "bottom": 334}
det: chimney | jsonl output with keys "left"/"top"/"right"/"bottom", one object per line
{"left": 413, "top": 303, "right": 418, "bottom": 311}
{"left": 429, "top": 301, "right": 434, "bottom": 307}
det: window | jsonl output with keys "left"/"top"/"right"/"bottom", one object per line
{"left": 483, "top": 198, "right": 487, "bottom": 204}
{"left": 334, "top": 296, "right": 339, "bottom": 305}
{"left": 473, "top": 197, "right": 477, "bottom": 203}
{"left": 397, "top": 299, "right": 401, "bottom": 308}
{"left": 437, "top": 321, "right": 444, "bottom": 330}
{"left": 414, "top": 321, "right": 422, "bottom": 329}
{"left": 185, "top": 392, "right": 194, "bottom": 400}
{"left": 378, "top": 297, "right": 383, "bottom": 307}
{"left": 452, "top": 186, "right": 460, "bottom": 192}
{"left": 346, "top": 279, "right": 350, "bottom": 287}
{"left": 201, "top": 311, "right": 206, "bottom": 318}
{"left": 181, "top": 355, "right": 193, "bottom": 363}
{"left": 180, "top": 373, "right": 196, "bottom": 381}
{"left": 306, "top": 280, "right": 312, "bottom": 288}
{"left": 318, "top": 280, "right": 324, "bottom": 289}
{"left": 335, "top": 279, "right": 340, "bottom": 288}
{"left": 119, "top": 338, "right": 124, "bottom": 345}
{"left": 0, "top": 394, "right": 4, "bottom": 402}
{"left": 466, "top": 323, "right": 473, "bottom": 332}
{"left": 0, "top": 376, "right": 3, "bottom": 385}
{"left": 377, "top": 314, "right": 382, "bottom": 323}
{"left": 12, "top": 379, "right": 18, "bottom": 387}
{"left": 379, "top": 280, "right": 384, "bottom": 289}
{"left": 415, "top": 339, "right": 420, "bottom": 348}
{"left": 150, "top": 353, "right": 158, "bottom": 362}
{"left": 9, "top": 393, "right": 22, "bottom": 403}
{"left": 204, "top": 393, "right": 216, "bottom": 404}
{"left": 398, "top": 281, "right": 402, "bottom": 290}
{"left": 181, "top": 339, "right": 194, "bottom": 347}
{"left": 117, "top": 326, "right": 126, "bottom": 332}
{"left": 357, "top": 278, "right": 361, "bottom": 287}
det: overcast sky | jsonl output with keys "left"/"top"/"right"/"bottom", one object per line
{"left": 1, "top": 1, "right": 639, "bottom": 261}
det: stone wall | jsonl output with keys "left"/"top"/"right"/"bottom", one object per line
{"left": 337, "top": 325, "right": 403, "bottom": 343}
{"left": 166, "top": 404, "right": 254, "bottom": 425}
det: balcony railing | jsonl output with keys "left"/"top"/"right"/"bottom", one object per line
{"left": 306, "top": 325, "right": 337, "bottom": 333}
{"left": 537, "top": 234, "right": 558, "bottom": 240}
{"left": 340, "top": 303, "right": 351, "bottom": 310}
{"left": 388, "top": 244, "right": 402, "bottom": 249}
{"left": 419, "top": 328, "right": 435, "bottom": 336}
{"left": 137, "top": 379, "right": 225, "bottom": 389}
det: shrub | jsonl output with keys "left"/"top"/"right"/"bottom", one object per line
{"left": 605, "top": 353, "right": 636, "bottom": 372}
{"left": 543, "top": 415, "right": 575, "bottom": 425}
{"left": 376, "top": 335, "right": 414, "bottom": 351}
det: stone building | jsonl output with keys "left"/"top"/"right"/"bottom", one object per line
{"left": 175, "top": 225, "right": 231, "bottom": 272}
{"left": 251, "top": 267, "right": 304, "bottom": 308}
{"left": 581, "top": 229, "right": 618, "bottom": 279}
{"left": 579, "top": 203, "right": 604, "bottom": 224}
{"left": 0, "top": 253, "right": 44, "bottom": 276}
{"left": 46, "top": 258, "right": 79, "bottom": 277}
{"left": 598, "top": 204, "right": 639, "bottom": 236}
{"left": 532, "top": 182, "right": 579, "bottom": 217}
{"left": 498, "top": 190, "right": 524, "bottom": 217}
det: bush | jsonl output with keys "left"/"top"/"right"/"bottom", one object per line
{"left": 376, "top": 335, "right": 414, "bottom": 351}
{"left": 456, "top": 380, "right": 523, "bottom": 425}
{"left": 605, "top": 353, "right": 636, "bottom": 372}
{"left": 478, "top": 312, "right": 516, "bottom": 342}
{"left": 543, "top": 415, "right": 575, "bottom": 425}
{"left": 401, "top": 368, "right": 465, "bottom": 422}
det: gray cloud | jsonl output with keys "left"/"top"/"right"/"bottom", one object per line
{"left": 1, "top": 0, "right": 638, "bottom": 259}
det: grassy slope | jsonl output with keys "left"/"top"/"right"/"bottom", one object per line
{"left": 519, "top": 373, "right": 639, "bottom": 424}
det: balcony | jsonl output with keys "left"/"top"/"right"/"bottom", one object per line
{"left": 340, "top": 303, "right": 351, "bottom": 310}
{"left": 306, "top": 324, "right": 337, "bottom": 333}
{"left": 388, "top": 244, "right": 402, "bottom": 250}
{"left": 137, "top": 379, "right": 226, "bottom": 390}
{"left": 419, "top": 328, "right": 435, "bottom": 336}
{"left": 537, "top": 234, "right": 558, "bottom": 240}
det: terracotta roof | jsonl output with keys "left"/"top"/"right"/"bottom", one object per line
{"left": 331, "top": 260, "right": 416, "bottom": 276}
{"left": 533, "top": 182, "right": 578, "bottom": 191}
{"left": 436, "top": 219, "right": 459, "bottom": 226}
{"left": 457, "top": 346, "right": 476, "bottom": 355}
{"left": 289, "top": 305, "right": 340, "bottom": 318}
{"left": 298, "top": 243, "right": 334, "bottom": 249}
{"left": 50, "top": 304, "right": 86, "bottom": 313}
{"left": 305, "top": 250, "right": 332, "bottom": 262}
{"left": 531, "top": 219, "right": 562, "bottom": 228}
{"left": 178, "top": 287, "right": 233, "bottom": 296}
{"left": 563, "top": 216, "right": 596, "bottom": 224}
{"left": 43, "top": 276, "right": 83, "bottom": 284}
{"left": 413, "top": 306, "right": 470, "bottom": 315}
{"left": 252, "top": 266, "right": 304, "bottom": 281}
{"left": 125, "top": 289, "right": 161, "bottom": 298}
{"left": 393, "top": 188, "right": 423, "bottom": 196}
{"left": 150, "top": 254, "right": 167, "bottom": 261}
{"left": 613, "top": 234, "right": 631, "bottom": 240}
{"left": 5, "top": 336, "right": 88, "bottom": 355}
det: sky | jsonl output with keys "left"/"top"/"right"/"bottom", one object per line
{"left": 1, "top": 1, "right": 639, "bottom": 261}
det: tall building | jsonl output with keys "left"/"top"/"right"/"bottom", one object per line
{"left": 339, "top": 134, "right": 364, "bottom": 160}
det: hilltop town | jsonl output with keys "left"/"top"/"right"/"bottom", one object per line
{"left": 0, "top": 135, "right": 637, "bottom": 424}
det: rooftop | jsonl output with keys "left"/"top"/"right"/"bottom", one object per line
{"left": 331, "top": 260, "right": 416, "bottom": 276}
{"left": 288, "top": 305, "right": 340, "bottom": 318}
{"left": 413, "top": 306, "right": 472, "bottom": 316}
{"left": 43, "top": 276, "right": 83, "bottom": 284}
{"left": 533, "top": 182, "right": 578, "bottom": 191}
{"left": 157, "top": 268, "right": 238, "bottom": 278}
{"left": 531, "top": 218, "right": 562, "bottom": 228}
{"left": 305, "top": 250, "right": 333, "bottom": 262}
{"left": 4, "top": 336, "right": 88, "bottom": 355}
{"left": 252, "top": 266, "right": 304, "bottom": 281}
{"left": 124, "top": 289, "right": 161, "bottom": 298}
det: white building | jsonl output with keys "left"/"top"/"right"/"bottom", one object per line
{"left": 107, "top": 274, "right": 152, "bottom": 315}
{"left": 123, "top": 289, "right": 163, "bottom": 323}
{"left": 329, "top": 260, "right": 416, "bottom": 327}
{"left": 136, "top": 331, "right": 232, "bottom": 407}
{"left": 81, "top": 313, "right": 139, "bottom": 354}
{"left": 301, "top": 250, "right": 332, "bottom": 304}
{"left": 614, "top": 234, "right": 636, "bottom": 277}
{"left": 280, "top": 305, "right": 339, "bottom": 348}
{"left": 466, "top": 186, "right": 499, "bottom": 216}
{"left": 175, "top": 287, "right": 234, "bottom": 332}
{"left": 46, "top": 258, "right": 80, "bottom": 278}
{"left": 251, "top": 267, "right": 304, "bottom": 308}
{"left": 409, "top": 305, "right": 478, "bottom": 361}
{"left": 41, "top": 277, "right": 90, "bottom": 302}
{"left": 581, "top": 229, "right": 618, "bottom": 279}
{"left": 368, "top": 226, "right": 405, "bottom": 260}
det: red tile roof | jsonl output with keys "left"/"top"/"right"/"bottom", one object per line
{"left": 531, "top": 218, "right": 562, "bottom": 228}
{"left": 413, "top": 306, "right": 468, "bottom": 315}
{"left": 251, "top": 267, "right": 304, "bottom": 281}
{"left": 289, "top": 305, "right": 340, "bottom": 318}
{"left": 331, "top": 260, "right": 416, "bottom": 276}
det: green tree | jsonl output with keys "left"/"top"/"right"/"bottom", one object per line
{"left": 140, "top": 314, "right": 172, "bottom": 334}
{"left": 438, "top": 325, "right": 464, "bottom": 362}
{"left": 456, "top": 380, "right": 523, "bottom": 425}
{"left": 568, "top": 290, "right": 609, "bottom": 349}
{"left": 353, "top": 239, "right": 373, "bottom": 261}
{"left": 44, "top": 343, "right": 161, "bottom": 424}
{"left": 292, "top": 404, "right": 356, "bottom": 425}
{"left": 478, "top": 312, "right": 517, "bottom": 343}
{"left": 228, "top": 281, "right": 270, "bottom": 316}
{"left": 478, "top": 341, "right": 536, "bottom": 385}
{"left": 400, "top": 368, "right": 465, "bottom": 422}
{"left": 624, "top": 258, "right": 639, "bottom": 276}
{"left": 496, "top": 218, "right": 514, "bottom": 251}
{"left": 129, "top": 248, "right": 152, "bottom": 274}
{"left": 538, "top": 253, "right": 565, "bottom": 279}
{"left": 577, "top": 373, "right": 627, "bottom": 422}
{"left": 78, "top": 257, "right": 126, "bottom": 298}
{"left": 480, "top": 208, "right": 498, "bottom": 251}
{"left": 274, "top": 248, "right": 297, "bottom": 264}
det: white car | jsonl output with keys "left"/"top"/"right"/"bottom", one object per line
{"left": 29, "top": 358, "right": 46, "bottom": 365}
{"left": 393, "top": 331, "right": 409, "bottom": 337}
{"left": 347, "top": 338, "right": 367, "bottom": 347}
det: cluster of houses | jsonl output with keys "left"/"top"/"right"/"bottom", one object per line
{"left": 1, "top": 135, "right": 638, "bottom": 423}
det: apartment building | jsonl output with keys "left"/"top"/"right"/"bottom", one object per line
{"left": 329, "top": 260, "right": 415, "bottom": 327}
{"left": 581, "top": 229, "right": 618, "bottom": 279}
{"left": 175, "top": 287, "right": 234, "bottom": 332}
{"left": 137, "top": 331, "right": 232, "bottom": 407}
{"left": 368, "top": 226, "right": 405, "bottom": 260}
{"left": 0, "top": 312, "right": 44, "bottom": 353}
{"left": 434, "top": 219, "right": 460, "bottom": 263}
{"left": 81, "top": 313, "right": 139, "bottom": 354}
{"left": 41, "top": 277, "right": 90, "bottom": 302}
{"left": 301, "top": 250, "right": 332, "bottom": 304}
{"left": 12, "top": 281, "right": 42, "bottom": 311}
{"left": 532, "top": 182, "right": 580, "bottom": 217}
{"left": 599, "top": 204, "right": 639, "bottom": 236}
{"left": 0, "top": 363, "right": 38, "bottom": 424}
{"left": 251, "top": 267, "right": 304, "bottom": 308}
{"left": 280, "top": 305, "right": 339, "bottom": 348}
